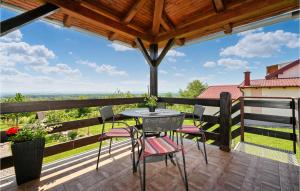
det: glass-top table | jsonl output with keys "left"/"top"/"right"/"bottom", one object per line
{"left": 121, "top": 108, "right": 180, "bottom": 118}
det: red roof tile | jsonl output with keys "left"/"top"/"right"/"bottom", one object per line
{"left": 239, "top": 78, "right": 300, "bottom": 88}
{"left": 198, "top": 85, "right": 242, "bottom": 100}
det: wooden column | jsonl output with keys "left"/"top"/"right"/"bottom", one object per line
{"left": 149, "top": 44, "right": 158, "bottom": 96}
{"left": 219, "top": 92, "right": 232, "bottom": 152}
{"left": 297, "top": 98, "right": 300, "bottom": 148}
{"left": 135, "top": 38, "right": 175, "bottom": 97}
{"left": 240, "top": 97, "right": 245, "bottom": 142}
{"left": 0, "top": 3, "right": 59, "bottom": 36}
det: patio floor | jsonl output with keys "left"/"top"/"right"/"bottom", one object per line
{"left": 1, "top": 139, "right": 299, "bottom": 191}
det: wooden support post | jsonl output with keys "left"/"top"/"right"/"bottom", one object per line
{"left": 297, "top": 98, "right": 300, "bottom": 148}
{"left": 292, "top": 98, "right": 296, "bottom": 153}
{"left": 135, "top": 38, "right": 174, "bottom": 97}
{"left": 240, "top": 97, "right": 245, "bottom": 142}
{"left": 149, "top": 44, "right": 158, "bottom": 96}
{"left": 219, "top": 92, "right": 232, "bottom": 152}
{"left": 0, "top": 3, "right": 59, "bottom": 36}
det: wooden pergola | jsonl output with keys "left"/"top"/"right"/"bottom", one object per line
{"left": 1, "top": 0, "right": 299, "bottom": 96}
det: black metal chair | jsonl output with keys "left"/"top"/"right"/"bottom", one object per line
{"left": 96, "top": 106, "right": 138, "bottom": 172}
{"left": 138, "top": 114, "right": 189, "bottom": 191}
{"left": 176, "top": 105, "right": 208, "bottom": 164}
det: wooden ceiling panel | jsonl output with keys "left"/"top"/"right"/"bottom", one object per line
{"left": 2, "top": 0, "right": 299, "bottom": 48}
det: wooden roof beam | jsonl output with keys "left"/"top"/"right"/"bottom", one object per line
{"left": 223, "top": 23, "right": 232, "bottom": 34}
{"left": 109, "top": 0, "right": 147, "bottom": 42}
{"left": 0, "top": 3, "right": 59, "bottom": 36}
{"left": 48, "top": 0, "right": 153, "bottom": 42}
{"left": 123, "top": 0, "right": 147, "bottom": 24}
{"left": 175, "top": 38, "right": 185, "bottom": 46}
{"left": 155, "top": 0, "right": 297, "bottom": 42}
{"left": 161, "top": 11, "right": 175, "bottom": 31}
{"left": 63, "top": 14, "right": 72, "bottom": 27}
{"left": 212, "top": 0, "right": 225, "bottom": 13}
{"left": 152, "top": 0, "right": 164, "bottom": 35}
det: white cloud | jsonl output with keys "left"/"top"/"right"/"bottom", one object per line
{"left": 0, "top": 30, "right": 80, "bottom": 78}
{"left": 167, "top": 57, "right": 177, "bottom": 62}
{"left": 108, "top": 43, "right": 134, "bottom": 52}
{"left": 167, "top": 50, "right": 185, "bottom": 57}
{"left": 221, "top": 30, "right": 300, "bottom": 58}
{"left": 68, "top": 51, "right": 73, "bottom": 55}
{"left": 0, "top": 30, "right": 23, "bottom": 42}
{"left": 77, "top": 60, "right": 128, "bottom": 76}
{"left": 217, "top": 58, "right": 248, "bottom": 70}
{"left": 33, "top": 63, "right": 81, "bottom": 78}
{"left": 174, "top": 73, "right": 183, "bottom": 77}
{"left": 203, "top": 61, "right": 216, "bottom": 68}
{"left": 159, "top": 70, "right": 168, "bottom": 74}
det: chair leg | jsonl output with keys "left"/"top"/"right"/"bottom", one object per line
{"left": 108, "top": 138, "right": 112, "bottom": 154}
{"left": 196, "top": 139, "right": 201, "bottom": 150}
{"left": 96, "top": 141, "right": 103, "bottom": 171}
{"left": 176, "top": 132, "right": 179, "bottom": 145}
{"left": 181, "top": 149, "right": 189, "bottom": 191}
{"left": 201, "top": 133, "right": 208, "bottom": 164}
{"left": 131, "top": 137, "right": 137, "bottom": 173}
{"left": 143, "top": 158, "right": 146, "bottom": 191}
{"left": 165, "top": 155, "right": 168, "bottom": 166}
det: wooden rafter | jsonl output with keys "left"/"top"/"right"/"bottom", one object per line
{"left": 109, "top": 0, "right": 147, "bottom": 42}
{"left": 152, "top": 0, "right": 164, "bottom": 35}
{"left": 123, "top": 0, "right": 147, "bottom": 24}
{"left": 161, "top": 11, "right": 175, "bottom": 31}
{"left": 212, "top": 0, "right": 225, "bottom": 13}
{"left": 156, "top": 0, "right": 297, "bottom": 42}
{"left": 63, "top": 14, "right": 72, "bottom": 27}
{"left": 0, "top": 3, "right": 59, "bottom": 36}
{"left": 47, "top": 0, "right": 153, "bottom": 42}
{"left": 223, "top": 23, "right": 232, "bottom": 34}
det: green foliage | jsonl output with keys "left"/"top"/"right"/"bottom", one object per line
{"left": 179, "top": 80, "right": 207, "bottom": 98}
{"left": 144, "top": 95, "right": 158, "bottom": 107}
{"left": 68, "top": 131, "right": 78, "bottom": 140}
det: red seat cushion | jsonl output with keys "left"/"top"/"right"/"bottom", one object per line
{"left": 99, "top": 127, "right": 132, "bottom": 141}
{"left": 176, "top": 125, "right": 200, "bottom": 134}
{"left": 143, "top": 136, "right": 182, "bottom": 157}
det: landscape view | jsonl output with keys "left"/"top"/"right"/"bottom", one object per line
{"left": 0, "top": 1, "right": 299, "bottom": 190}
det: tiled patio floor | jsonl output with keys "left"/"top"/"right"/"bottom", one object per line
{"left": 1, "top": 139, "right": 299, "bottom": 191}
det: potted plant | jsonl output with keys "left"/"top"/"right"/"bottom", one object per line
{"left": 6, "top": 120, "right": 59, "bottom": 185}
{"left": 144, "top": 95, "right": 158, "bottom": 112}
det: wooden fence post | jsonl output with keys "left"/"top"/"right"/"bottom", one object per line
{"left": 297, "top": 98, "right": 300, "bottom": 148}
{"left": 219, "top": 92, "right": 232, "bottom": 152}
{"left": 240, "top": 97, "right": 245, "bottom": 142}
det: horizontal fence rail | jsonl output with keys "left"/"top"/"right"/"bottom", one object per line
{"left": 239, "top": 96, "right": 298, "bottom": 154}
{"left": 0, "top": 96, "right": 229, "bottom": 170}
{"left": 0, "top": 97, "right": 145, "bottom": 114}
{"left": 158, "top": 97, "right": 220, "bottom": 107}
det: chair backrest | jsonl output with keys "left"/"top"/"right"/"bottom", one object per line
{"left": 142, "top": 114, "right": 185, "bottom": 133}
{"left": 193, "top": 105, "right": 205, "bottom": 121}
{"left": 99, "top": 106, "right": 114, "bottom": 121}
{"left": 157, "top": 102, "right": 166, "bottom": 109}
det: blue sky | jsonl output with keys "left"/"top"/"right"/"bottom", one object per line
{"left": 0, "top": 8, "right": 299, "bottom": 95}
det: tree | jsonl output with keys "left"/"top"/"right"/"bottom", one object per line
{"left": 2, "top": 93, "right": 26, "bottom": 125}
{"left": 179, "top": 80, "right": 207, "bottom": 98}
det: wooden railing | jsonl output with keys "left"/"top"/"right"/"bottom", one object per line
{"left": 239, "top": 96, "right": 298, "bottom": 153}
{"left": 0, "top": 94, "right": 233, "bottom": 170}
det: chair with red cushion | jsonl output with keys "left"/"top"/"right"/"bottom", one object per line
{"left": 176, "top": 104, "right": 208, "bottom": 164}
{"left": 96, "top": 106, "right": 138, "bottom": 172}
{"left": 138, "top": 114, "right": 188, "bottom": 191}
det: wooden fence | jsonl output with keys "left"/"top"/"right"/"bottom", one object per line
{"left": 0, "top": 93, "right": 233, "bottom": 170}
{"left": 239, "top": 96, "right": 298, "bottom": 153}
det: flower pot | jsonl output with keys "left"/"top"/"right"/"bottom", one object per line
{"left": 148, "top": 106, "right": 156, "bottom": 112}
{"left": 11, "top": 138, "right": 45, "bottom": 185}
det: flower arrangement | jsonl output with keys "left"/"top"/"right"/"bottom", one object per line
{"left": 144, "top": 95, "right": 158, "bottom": 107}
{"left": 6, "top": 119, "right": 60, "bottom": 143}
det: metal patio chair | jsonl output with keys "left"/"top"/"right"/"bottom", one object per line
{"left": 96, "top": 106, "right": 138, "bottom": 172}
{"left": 175, "top": 105, "right": 208, "bottom": 164}
{"left": 138, "top": 114, "right": 188, "bottom": 191}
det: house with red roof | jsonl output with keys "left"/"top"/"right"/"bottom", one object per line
{"left": 198, "top": 59, "right": 299, "bottom": 101}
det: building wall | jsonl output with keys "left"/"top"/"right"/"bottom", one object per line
{"left": 278, "top": 64, "right": 300, "bottom": 78}
{"left": 242, "top": 87, "right": 300, "bottom": 117}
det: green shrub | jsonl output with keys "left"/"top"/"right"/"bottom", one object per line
{"left": 68, "top": 131, "right": 78, "bottom": 140}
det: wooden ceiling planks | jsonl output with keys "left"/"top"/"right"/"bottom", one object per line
{"left": 2, "top": 0, "right": 299, "bottom": 48}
